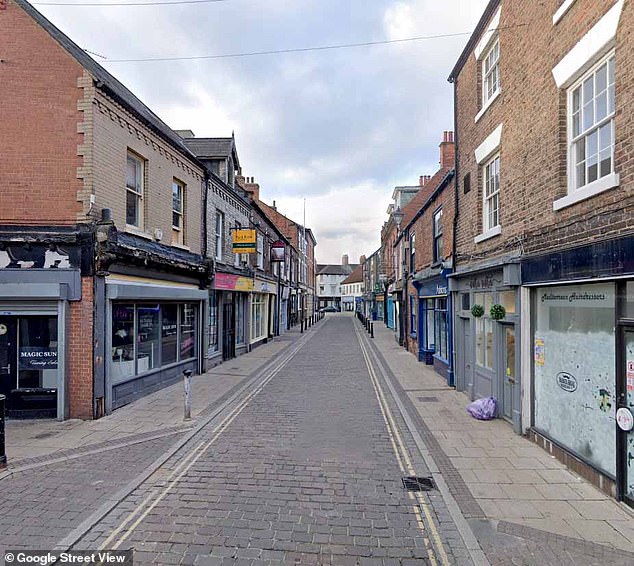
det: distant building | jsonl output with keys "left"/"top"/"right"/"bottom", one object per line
{"left": 340, "top": 264, "right": 364, "bottom": 312}
{"left": 316, "top": 255, "right": 358, "bottom": 310}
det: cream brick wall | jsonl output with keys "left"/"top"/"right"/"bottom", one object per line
{"left": 90, "top": 91, "right": 204, "bottom": 254}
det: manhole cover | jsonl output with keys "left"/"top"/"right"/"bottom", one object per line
{"left": 402, "top": 476, "right": 435, "bottom": 492}
{"left": 417, "top": 396, "right": 439, "bottom": 403}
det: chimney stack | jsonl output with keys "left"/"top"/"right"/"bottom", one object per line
{"left": 439, "top": 130, "right": 455, "bottom": 168}
{"left": 342, "top": 254, "right": 349, "bottom": 266}
{"left": 360, "top": 255, "right": 366, "bottom": 264}
{"left": 241, "top": 175, "right": 260, "bottom": 202}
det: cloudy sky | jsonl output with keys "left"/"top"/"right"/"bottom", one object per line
{"left": 35, "top": 0, "right": 488, "bottom": 264}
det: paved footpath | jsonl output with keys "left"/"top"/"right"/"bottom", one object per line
{"left": 1, "top": 314, "right": 634, "bottom": 566}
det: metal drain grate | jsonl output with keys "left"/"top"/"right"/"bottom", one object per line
{"left": 416, "top": 396, "right": 439, "bottom": 403}
{"left": 402, "top": 476, "right": 436, "bottom": 492}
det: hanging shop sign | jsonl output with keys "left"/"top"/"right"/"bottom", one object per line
{"left": 232, "top": 229, "right": 257, "bottom": 253}
{"left": 19, "top": 347, "right": 58, "bottom": 370}
{"left": 270, "top": 240, "right": 285, "bottom": 262}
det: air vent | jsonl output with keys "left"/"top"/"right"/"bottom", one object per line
{"left": 402, "top": 476, "right": 435, "bottom": 492}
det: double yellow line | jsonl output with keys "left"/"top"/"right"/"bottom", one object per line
{"left": 96, "top": 335, "right": 312, "bottom": 552}
{"left": 355, "top": 323, "right": 450, "bottom": 566}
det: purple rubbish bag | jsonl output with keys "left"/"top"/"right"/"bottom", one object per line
{"left": 466, "top": 396, "right": 497, "bottom": 420}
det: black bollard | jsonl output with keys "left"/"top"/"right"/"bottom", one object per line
{"left": 0, "top": 394, "right": 6, "bottom": 469}
{"left": 371, "top": 322, "right": 374, "bottom": 339}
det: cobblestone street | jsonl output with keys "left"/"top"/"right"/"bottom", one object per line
{"left": 1, "top": 314, "right": 634, "bottom": 565}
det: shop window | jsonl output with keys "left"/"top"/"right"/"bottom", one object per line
{"left": 409, "top": 295, "right": 416, "bottom": 336}
{"left": 208, "top": 293, "right": 219, "bottom": 355}
{"left": 251, "top": 294, "right": 267, "bottom": 342}
{"left": 625, "top": 281, "right": 634, "bottom": 319}
{"left": 475, "top": 292, "right": 494, "bottom": 370}
{"left": 112, "top": 305, "right": 136, "bottom": 383}
{"left": 534, "top": 282, "right": 615, "bottom": 476}
{"left": 499, "top": 290, "right": 516, "bottom": 314}
{"left": 162, "top": 304, "right": 178, "bottom": 364}
{"left": 236, "top": 295, "right": 246, "bottom": 345}
{"left": 461, "top": 293, "right": 471, "bottom": 312}
{"left": 18, "top": 317, "right": 58, "bottom": 389}
{"left": 137, "top": 304, "right": 160, "bottom": 372}
{"left": 434, "top": 298, "right": 448, "bottom": 361}
{"left": 180, "top": 304, "right": 196, "bottom": 360}
{"left": 424, "top": 298, "right": 435, "bottom": 350}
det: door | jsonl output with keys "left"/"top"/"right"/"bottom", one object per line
{"left": 619, "top": 329, "right": 634, "bottom": 506}
{"left": 500, "top": 324, "right": 517, "bottom": 426}
{"left": 0, "top": 318, "right": 17, "bottom": 405}
{"left": 222, "top": 300, "right": 235, "bottom": 361}
{"left": 457, "top": 316, "right": 473, "bottom": 395}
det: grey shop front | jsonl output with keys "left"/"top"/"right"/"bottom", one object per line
{"left": 450, "top": 262, "right": 521, "bottom": 432}
{"left": 105, "top": 278, "right": 207, "bottom": 412}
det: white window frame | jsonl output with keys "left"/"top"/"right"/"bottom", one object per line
{"left": 554, "top": 53, "right": 618, "bottom": 210}
{"left": 484, "top": 154, "right": 501, "bottom": 232}
{"left": 433, "top": 207, "right": 443, "bottom": 263}
{"left": 126, "top": 151, "right": 144, "bottom": 229}
{"left": 172, "top": 179, "right": 185, "bottom": 246}
{"left": 482, "top": 38, "right": 500, "bottom": 107}
{"left": 215, "top": 211, "right": 224, "bottom": 261}
{"left": 256, "top": 234, "right": 264, "bottom": 269}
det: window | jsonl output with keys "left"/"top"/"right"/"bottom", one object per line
{"left": 434, "top": 298, "right": 448, "bottom": 360}
{"left": 215, "top": 212, "right": 224, "bottom": 261}
{"left": 463, "top": 172, "right": 471, "bottom": 194}
{"left": 433, "top": 208, "right": 443, "bottom": 263}
{"left": 172, "top": 179, "right": 185, "bottom": 245}
{"left": 482, "top": 39, "right": 500, "bottom": 106}
{"left": 484, "top": 154, "right": 500, "bottom": 231}
{"left": 208, "top": 293, "right": 219, "bottom": 354}
{"left": 256, "top": 234, "right": 264, "bottom": 269}
{"left": 251, "top": 294, "right": 267, "bottom": 342}
{"left": 409, "top": 233, "right": 416, "bottom": 273}
{"left": 475, "top": 293, "right": 494, "bottom": 370}
{"left": 570, "top": 55, "right": 615, "bottom": 191}
{"left": 410, "top": 295, "right": 416, "bottom": 336}
{"left": 126, "top": 152, "right": 144, "bottom": 228}
{"left": 111, "top": 302, "right": 198, "bottom": 385}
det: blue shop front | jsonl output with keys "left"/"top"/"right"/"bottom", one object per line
{"left": 413, "top": 270, "right": 453, "bottom": 385}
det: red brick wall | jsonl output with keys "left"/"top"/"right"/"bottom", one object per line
{"left": 454, "top": 0, "right": 633, "bottom": 265}
{"left": 68, "top": 277, "right": 94, "bottom": 419}
{"left": 0, "top": 0, "right": 84, "bottom": 225}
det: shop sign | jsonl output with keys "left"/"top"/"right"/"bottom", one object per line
{"left": 19, "top": 347, "right": 58, "bottom": 370}
{"left": 616, "top": 408, "right": 634, "bottom": 432}
{"left": 232, "top": 229, "right": 257, "bottom": 253}
{"left": 270, "top": 240, "right": 285, "bottom": 262}
{"left": 468, "top": 274, "right": 499, "bottom": 290}
{"left": 436, "top": 284, "right": 448, "bottom": 295}
{"left": 627, "top": 361, "right": 634, "bottom": 393}
{"left": 539, "top": 289, "right": 611, "bottom": 306}
{"left": 214, "top": 273, "right": 254, "bottom": 291}
{"left": 556, "top": 371, "right": 578, "bottom": 393}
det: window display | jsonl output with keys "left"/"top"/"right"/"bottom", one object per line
{"left": 534, "top": 282, "right": 616, "bottom": 476}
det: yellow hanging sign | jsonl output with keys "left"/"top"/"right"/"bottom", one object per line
{"left": 232, "top": 229, "right": 257, "bottom": 253}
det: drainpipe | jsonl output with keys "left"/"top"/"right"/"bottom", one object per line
{"left": 449, "top": 76, "right": 460, "bottom": 386}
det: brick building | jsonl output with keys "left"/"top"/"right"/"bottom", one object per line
{"left": 0, "top": 0, "right": 211, "bottom": 418}
{"left": 449, "top": 0, "right": 633, "bottom": 504}
{"left": 397, "top": 133, "right": 455, "bottom": 383}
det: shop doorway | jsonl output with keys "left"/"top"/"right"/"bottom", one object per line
{"left": 456, "top": 316, "right": 473, "bottom": 395}
{"left": 222, "top": 300, "right": 235, "bottom": 361}
{"left": 0, "top": 315, "right": 57, "bottom": 418}
{"left": 618, "top": 328, "right": 634, "bottom": 507}
{"left": 499, "top": 323, "right": 520, "bottom": 432}
{"left": 0, "top": 317, "right": 17, "bottom": 402}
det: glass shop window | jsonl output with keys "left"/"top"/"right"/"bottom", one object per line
{"left": 180, "top": 304, "right": 196, "bottom": 360}
{"left": 112, "top": 305, "right": 135, "bottom": 383}
{"left": 162, "top": 304, "right": 178, "bottom": 365}
{"left": 18, "top": 317, "right": 58, "bottom": 389}
{"left": 137, "top": 304, "right": 160, "bottom": 372}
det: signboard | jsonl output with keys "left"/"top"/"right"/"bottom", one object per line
{"left": 19, "top": 347, "right": 58, "bottom": 370}
{"left": 232, "top": 229, "right": 257, "bottom": 253}
{"left": 616, "top": 408, "right": 634, "bottom": 432}
{"left": 627, "top": 360, "right": 634, "bottom": 393}
{"left": 214, "top": 273, "right": 254, "bottom": 291}
{"left": 270, "top": 240, "right": 285, "bottom": 262}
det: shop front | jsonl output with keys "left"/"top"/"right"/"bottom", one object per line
{"left": 106, "top": 277, "right": 207, "bottom": 411}
{"left": 250, "top": 278, "right": 277, "bottom": 347}
{"left": 210, "top": 272, "right": 252, "bottom": 363}
{"left": 450, "top": 262, "right": 521, "bottom": 432}
{"left": 413, "top": 273, "right": 452, "bottom": 383}
{"left": 523, "top": 236, "right": 634, "bottom": 505}
{"left": 0, "top": 240, "right": 84, "bottom": 419}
